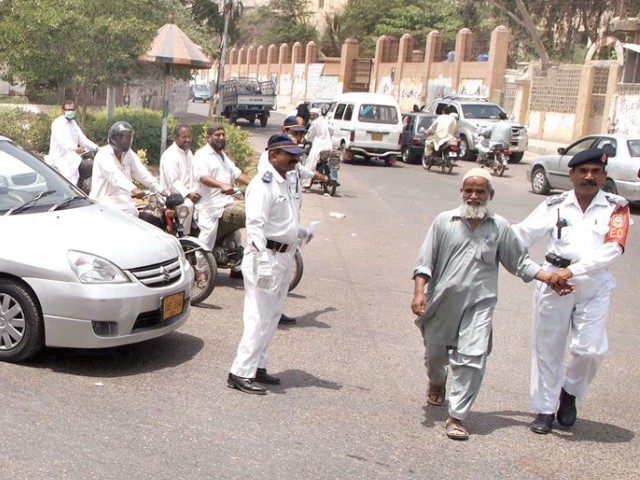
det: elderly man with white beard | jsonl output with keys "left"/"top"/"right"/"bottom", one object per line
{"left": 411, "top": 168, "right": 561, "bottom": 441}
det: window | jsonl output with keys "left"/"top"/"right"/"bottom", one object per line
{"left": 357, "top": 104, "right": 399, "bottom": 124}
{"left": 566, "top": 137, "right": 597, "bottom": 156}
{"left": 334, "top": 103, "right": 346, "bottom": 120}
{"left": 344, "top": 104, "right": 354, "bottom": 121}
{"left": 594, "top": 137, "right": 617, "bottom": 157}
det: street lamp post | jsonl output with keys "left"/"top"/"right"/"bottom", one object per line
{"left": 210, "top": 0, "right": 232, "bottom": 120}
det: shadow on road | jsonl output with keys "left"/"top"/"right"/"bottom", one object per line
{"left": 265, "top": 368, "right": 342, "bottom": 394}
{"left": 24, "top": 331, "right": 204, "bottom": 377}
{"left": 278, "top": 306, "right": 337, "bottom": 330}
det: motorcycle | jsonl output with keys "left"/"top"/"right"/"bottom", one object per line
{"left": 138, "top": 192, "right": 216, "bottom": 306}
{"left": 77, "top": 149, "right": 96, "bottom": 194}
{"left": 422, "top": 136, "right": 459, "bottom": 174}
{"left": 206, "top": 189, "right": 305, "bottom": 292}
{"left": 479, "top": 142, "right": 511, "bottom": 177}
{"left": 303, "top": 143, "right": 341, "bottom": 196}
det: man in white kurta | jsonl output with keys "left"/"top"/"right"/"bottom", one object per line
{"left": 89, "top": 121, "right": 161, "bottom": 217}
{"left": 228, "top": 134, "right": 309, "bottom": 395}
{"left": 302, "top": 108, "right": 334, "bottom": 189}
{"left": 512, "top": 147, "right": 630, "bottom": 435}
{"left": 160, "top": 124, "right": 201, "bottom": 233}
{"left": 412, "top": 168, "right": 546, "bottom": 440}
{"left": 424, "top": 108, "right": 457, "bottom": 157}
{"left": 47, "top": 100, "right": 98, "bottom": 185}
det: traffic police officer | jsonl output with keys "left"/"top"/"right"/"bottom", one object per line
{"left": 513, "top": 147, "right": 630, "bottom": 434}
{"left": 228, "top": 134, "right": 308, "bottom": 394}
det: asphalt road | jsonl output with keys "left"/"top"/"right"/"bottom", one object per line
{"left": 1, "top": 106, "right": 638, "bottom": 479}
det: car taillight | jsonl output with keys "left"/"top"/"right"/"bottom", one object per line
{"left": 505, "top": 150, "right": 512, "bottom": 155}
{"left": 412, "top": 138, "right": 423, "bottom": 146}
{"left": 450, "top": 146, "right": 458, "bottom": 152}
{"left": 350, "top": 131, "right": 355, "bottom": 142}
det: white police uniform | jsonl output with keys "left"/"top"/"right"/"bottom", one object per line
{"left": 229, "top": 163, "right": 301, "bottom": 378}
{"left": 513, "top": 189, "right": 629, "bottom": 414}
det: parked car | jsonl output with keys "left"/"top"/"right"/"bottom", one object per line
{"left": 399, "top": 112, "right": 437, "bottom": 163}
{"left": 528, "top": 134, "right": 640, "bottom": 201}
{"left": 190, "top": 83, "right": 212, "bottom": 103}
{"left": 422, "top": 95, "right": 528, "bottom": 163}
{"left": 0, "top": 136, "right": 193, "bottom": 362}
{"left": 326, "top": 92, "right": 403, "bottom": 166}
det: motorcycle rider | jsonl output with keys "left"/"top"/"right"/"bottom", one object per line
{"left": 89, "top": 121, "right": 163, "bottom": 218}
{"left": 47, "top": 100, "right": 98, "bottom": 185}
{"left": 476, "top": 112, "right": 512, "bottom": 166}
{"left": 424, "top": 106, "right": 458, "bottom": 160}
{"left": 303, "top": 108, "right": 336, "bottom": 192}
{"left": 160, "top": 124, "right": 201, "bottom": 234}
{"left": 193, "top": 124, "right": 250, "bottom": 279}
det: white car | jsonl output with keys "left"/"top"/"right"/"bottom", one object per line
{"left": 528, "top": 134, "right": 640, "bottom": 201}
{"left": 0, "top": 136, "right": 193, "bottom": 362}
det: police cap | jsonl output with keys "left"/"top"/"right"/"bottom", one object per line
{"left": 568, "top": 147, "right": 608, "bottom": 169}
{"left": 282, "top": 115, "right": 306, "bottom": 132}
{"left": 266, "top": 133, "right": 304, "bottom": 155}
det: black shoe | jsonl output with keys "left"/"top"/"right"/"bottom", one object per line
{"left": 279, "top": 314, "right": 297, "bottom": 325}
{"left": 227, "top": 373, "right": 266, "bottom": 395}
{"left": 557, "top": 388, "right": 577, "bottom": 427}
{"left": 530, "top": 413, "right": 554, "bottom": 434}
{"left": 255, "top": 368, "right": 281, "bottom": 385}
{"left": 229, "top": 269, "right": 243, "bottom": 279}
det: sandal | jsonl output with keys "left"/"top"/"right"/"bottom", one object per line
{"left": 427, "top": 382, "right": 446, "bottom": 406}
{"left": 445, "top": 417, "right": 469, "bottom": 441}
{"left": 196, "top": 274, "right": 207, "bottom": 289}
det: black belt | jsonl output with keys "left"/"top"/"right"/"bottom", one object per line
{"left": 545, "top": 253, "right": 572, "bottom": 268}
{"left": 266, "top": 240, "right": 289, "bottom": 253}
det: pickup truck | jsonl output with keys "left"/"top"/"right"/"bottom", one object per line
{"left": 220, "top": 78, "right": 276, "bottom": 127}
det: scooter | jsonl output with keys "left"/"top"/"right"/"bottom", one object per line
{"left": 422, "top": 136, "right": 459, "bottom": 174}
{"left": 138, "top": 192, "right": 216, "bottom": 306}
{"left": 479, "top": 142, "right": 511, "bottom": 177}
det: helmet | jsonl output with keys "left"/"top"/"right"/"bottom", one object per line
{"left": 108, "top": 121, "right": 134, "bottom": 153}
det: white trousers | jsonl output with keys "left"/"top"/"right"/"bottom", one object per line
{"left": 229, "top": 248, "right": 293, "bottom": 378}
{"left": 424, "top": 342, "right": 487, "bottom": 421}
{"left": 196, "top": 206, "right": 222, "bottom": 251}
{"left": 530, "top": 271, "right": 615, "bottom": 414}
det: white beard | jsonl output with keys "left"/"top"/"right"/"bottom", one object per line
{"left": 460, "top": 202, "right": 488, "bottom": 219}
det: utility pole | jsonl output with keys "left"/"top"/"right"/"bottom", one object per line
{"left": 211, "top": 0, "right": 231, "bottom": 120}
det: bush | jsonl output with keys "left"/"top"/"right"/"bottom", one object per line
{"left": 196, "top": 121, "right": 256, "bottom": 176}
{"left": 0, "top": 107, "right": 51, "bottom": 153}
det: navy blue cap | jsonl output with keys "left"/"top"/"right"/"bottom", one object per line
{"left": 266, "top": 133, "right": 304, "bottom": 154}
{"left": 568, "top": 148, "right": 608, "bottom": 168}
{"left": 283, "top": 115, "right": 306, "bottom": 132}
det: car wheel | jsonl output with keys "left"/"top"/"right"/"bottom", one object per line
{"left": 0, "top": 279, "right": 44, "bottom": 363}
{"left": 602, "top": 179, "right": 618, "bottom": 195}
{"left": 459, "top": 136, "right": 475, "bottom": 160}
{"left": 531, "top": 166, "right": 551, "bottom": 195}
{"left": 339, "top": 143, "right": 352, "bottom": 163}
{"left": 401, "top": 147, "right": 410, "bottom": 163}
{"left": 509, "top": 152, "right": 524, "bottom": 164}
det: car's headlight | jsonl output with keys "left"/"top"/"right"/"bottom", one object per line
{"left": 68, "top": 250, "right": 130, "bottom": 284}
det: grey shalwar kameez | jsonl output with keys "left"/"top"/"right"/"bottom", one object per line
{"left": 413, "top": 207, "right": 540, "bottom": 420}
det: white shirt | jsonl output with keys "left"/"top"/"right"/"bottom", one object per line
{"left": 426, "top": 114, "right": 457, "bottom": 149}
{"left": 245, "top": 165, "right": 301, "bottom": 252}
{"left": 513, "top": 190, "right": 628, "bottom": 277}
{"left": 482, "top": 120, "right": 512, "bottom": 147}
{"left": 160, "top": 142, "right": 196, "bottom": 197}
{"left": 193, "top": 144, "right": 241, "bottom": 210}
{"left": 306, "top": 117, "right": 333, "bottom": 154}
{"left": 89, "top": 145, "right": 161, "bottom": 216}
{"left": 47, "top": 115, "right": 98, "bottom": 184}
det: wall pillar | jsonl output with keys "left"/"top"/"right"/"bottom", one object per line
{"left": 573, "top": 65, "right": 596, "bottom": 138}
{"left": 421, "top": 31, "right": 440, "bottom": 105}
{"left": 453, "top": 28, "right": 472, "bottom": 93}
{"left": 339, "top": 38, "right": 359, "bottom": 94}
{"left": 394, "top": 34, "right": 414, "bottom": 101}
{"left": 486, "top": 25, "right": 510, "bottom": 102}
{"left": 601, "top": 64, "right": 621, "bottom": 133}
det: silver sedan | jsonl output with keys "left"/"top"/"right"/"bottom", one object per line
{"left": 528, "top": 134, "right": 640, "bottom": 200}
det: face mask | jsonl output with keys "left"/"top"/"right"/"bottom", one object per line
{"left": 64, "top": 110, "right": 76, "bottom": 120}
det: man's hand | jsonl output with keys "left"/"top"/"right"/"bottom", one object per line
{"left": 536, "top": 268, "right": 575, "bottom": 296}
{"left": 186, "top": 192, "right": 201, "bottom": 203}
{"left": 74, "top": 147, "right": 84, "bottom": 154}
{"left": 312, "top": 171, "right": 326, "bottom": 182}
{"left": 220, "top": 184, "right": 235, "bottom": 195}
{"left": 411, "top": 293, "right": 427, "bottom": 317}
{"left": 131, "top": 188, "right": 146, "bottom": 199}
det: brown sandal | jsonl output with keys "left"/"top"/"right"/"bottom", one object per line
{"left": 445, "top": 417, "right": 469, "bottom": 440}
{"left": 427, "top": 382, "right": 446, "bottom": 406}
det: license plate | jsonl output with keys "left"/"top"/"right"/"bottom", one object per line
{"left": 449, "top": 151, "right": 457, "bottom": 158}
{"left": 162, "top": 291, "right": 185, "bottom": 320}
{"left": 371, "top": 133, "right": 383, "bottom": 141}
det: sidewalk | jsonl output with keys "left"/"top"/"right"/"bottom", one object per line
{"left": 527, "top": 138, "right": 565, "bottom": 156}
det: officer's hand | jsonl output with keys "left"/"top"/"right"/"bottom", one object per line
{"left": 187, "top": 192, "right": 201, "bottom": 203}
{"left": 411, "top": 293, "right": 427, "bottom": 317}
{"left": 256, "top": 252, "right": 273, "bottom": 290}
{"left": 131, "top": 188, "right": 146, "bottom": 199}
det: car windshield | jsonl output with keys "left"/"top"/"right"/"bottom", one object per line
{"left": 461, "top": 104, "right": 505, "bottom": 119}
{"left": 358, "top": 104, "right": 398, "bottom": 124}
{"left": 627, "top": 140, "right": 640, "bottom": 157}
{"left": 193, "top": 85, "right": 209, "bottom": 93}
{"left": 417, "top": 117, "right": 435, "bottom": 132}
{"left": 0, "top": 139, "right": 87, "bottom": 215}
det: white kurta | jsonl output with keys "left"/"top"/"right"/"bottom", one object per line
{"left": 160, "top": 142, "right": 197, "bottom": 232}
{"left": 513, "top": 190, "right": 629, "bottom": 413}
{"left": 303, "top": 118, "right": 333, "bottom": 188}
{"left": 230, "top": 164, "right": 302, "bottom": 378}
{"left": 89, "top": 145, "right": 161, "bottom": 216}
{"left": 47, "top": 115, "right": 98, "bottom": 184}
{"left": 425, "top": 114, "right": 457, "bottom": 151}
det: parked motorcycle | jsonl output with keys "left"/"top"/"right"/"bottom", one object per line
{"left": 138, "top": 192, "right": 216, "bottom": 306}
{"left": 479, "top": 142, "right": 510, "bottom": 177}
{"left": 422, "top": 136, "right": 459, "bottom": 174}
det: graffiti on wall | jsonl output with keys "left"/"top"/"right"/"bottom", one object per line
{"left": 399, "top": 77, "right": 424, "bottom": 110}
{"left": 292, "top": 64, "right": 306, "bottom": 99}
{"left": 459, "top": 78, "right": 487, "bottom": 97}
{"left": 304, "top": 64, "right": 325, "bottom": 99}
{"left": 316, "top": 75, "right": 339, "bottom": 99}
{"left": 377, "top": 76, "right": 397, "bottom": 97}
{"left": 279, "top": 73, "right": 292, "bottom": 96}
{"left": 613, "top": 94, "right": 640, "bottom": 136}
{"left": 426, "top": 76, "right": 453, "bottom": 102}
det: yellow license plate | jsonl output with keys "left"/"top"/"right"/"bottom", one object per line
{"left": 162, "top": 291, "right": 185, "bottom": 320}
{"left": 371, "top": 133, "right": 383, "bottom": 141}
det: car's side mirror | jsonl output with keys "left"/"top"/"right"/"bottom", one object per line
{"left": 558, "top": 147, "right": 567, "bottom": 155}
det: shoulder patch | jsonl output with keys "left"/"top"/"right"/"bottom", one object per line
{"left": 604, "top": 192, "right": 628, "bottom": 208}
{"left": 546, "top": 192, "right": 568, "bottom": 206}
{"left": 261, "top": 171, "right": 273, "bottom": 183}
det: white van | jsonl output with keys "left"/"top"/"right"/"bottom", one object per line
{"left": 326, "top": 92, "right": 403, "bottom": 166}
